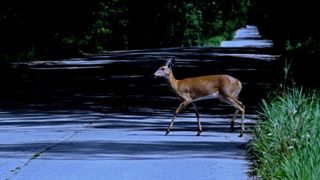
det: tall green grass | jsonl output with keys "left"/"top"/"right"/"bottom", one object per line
{"left": 249, "top": 87, "right": 320, "bottom": 179}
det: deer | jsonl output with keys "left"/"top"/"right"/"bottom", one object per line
{"left": 154, "top": 58, "right": 245, "bottom": 137}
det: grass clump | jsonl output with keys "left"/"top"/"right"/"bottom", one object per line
{"left": 249, "top": 87, "right": 320, "bottom": 179}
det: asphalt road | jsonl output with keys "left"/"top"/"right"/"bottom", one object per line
{"left": 0, "top": 26, "right": 279, "bottom": 180}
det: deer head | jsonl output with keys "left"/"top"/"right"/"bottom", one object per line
{"left": 154, "top": 58, "right": 175, "bottom": 78}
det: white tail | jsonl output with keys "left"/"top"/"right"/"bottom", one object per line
{"left": 154, "top": 58, "right": 245, "bottom": 137}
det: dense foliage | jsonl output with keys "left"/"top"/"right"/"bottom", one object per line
{"left": 249, "top": 1, "right": 320, "bottom": 88}
{"left": 250, "top": 1, "right": 320, "bottom": 51}
{"left": 0, "top": 0, "right": 251, "bottom": 61}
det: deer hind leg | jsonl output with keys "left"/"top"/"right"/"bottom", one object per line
{"left": 231, "top": 109, "right": 239, "bottom": 132}
{"left": 221, "top": 96, "right": 245, "bottom": 137}
{"left": 192, "top": 103, "right": 202, "bottom": 136}
{"left": 234, "top": 99, "right": 245, "bottom": 136}
{"left": 165, "top": 101, "right": 189, "bottom": 135}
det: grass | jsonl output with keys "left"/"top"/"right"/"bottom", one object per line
{"left": 203, "top": 35, "right": 227, "bottom": 47}
{"left": 249, "top": 87, "right": 320, "bottom": 179}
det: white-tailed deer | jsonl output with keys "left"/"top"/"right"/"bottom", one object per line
{"left": 154, "top": 58, "right": 245, "bottom": 137}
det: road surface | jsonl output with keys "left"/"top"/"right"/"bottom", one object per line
{"left": 0, "top": 25, "right": 279, "bottom": 180}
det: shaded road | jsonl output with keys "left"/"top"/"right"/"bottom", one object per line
{"left": 1, "top": 46, "right": 279, "bottom": 114}
{"left": 0, "top": 26, "right": 280, "bottom": 179}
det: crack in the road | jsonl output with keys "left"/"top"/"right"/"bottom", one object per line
{"left": 5, "top": 131, "right": 79, "bottom": 180}
{"left": 5, "top": 116, "right": 102, "bottom": 180}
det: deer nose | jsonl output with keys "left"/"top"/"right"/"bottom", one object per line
{"left": 154, "top": 71, "right": 159, "bottom": 77}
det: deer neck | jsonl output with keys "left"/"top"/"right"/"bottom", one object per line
{"left": 166, "top": 70, "right": 179, "bottom": 94}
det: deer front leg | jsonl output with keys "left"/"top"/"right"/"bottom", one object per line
{"left": 165, "top": 101, "right": 188, "bottom": 135}
{"left": 192, "top": 103, "right": 202, "bottom": 136}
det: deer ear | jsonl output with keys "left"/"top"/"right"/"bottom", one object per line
{"left": 165, "top": 58, "right": 175, "bottom": 68}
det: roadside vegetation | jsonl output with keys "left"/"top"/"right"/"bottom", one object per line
{"left": 249, "top": 63, "right": 320, "bottom": 179}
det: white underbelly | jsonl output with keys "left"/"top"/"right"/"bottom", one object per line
{"left": 193, "top": 92, "right": 220, "bottom": 102}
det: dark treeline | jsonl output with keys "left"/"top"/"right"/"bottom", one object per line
{"left": 250, "top": 1, "right": 320, "bottom": 87}
{"left": 2, "top": 1, "right": 320, "bottom": 87}
{"left": 0, "top": 0, "right": 250, "bottom": 61}
{"left": 250, "top": 1, "right": 320, "bottom": 50}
